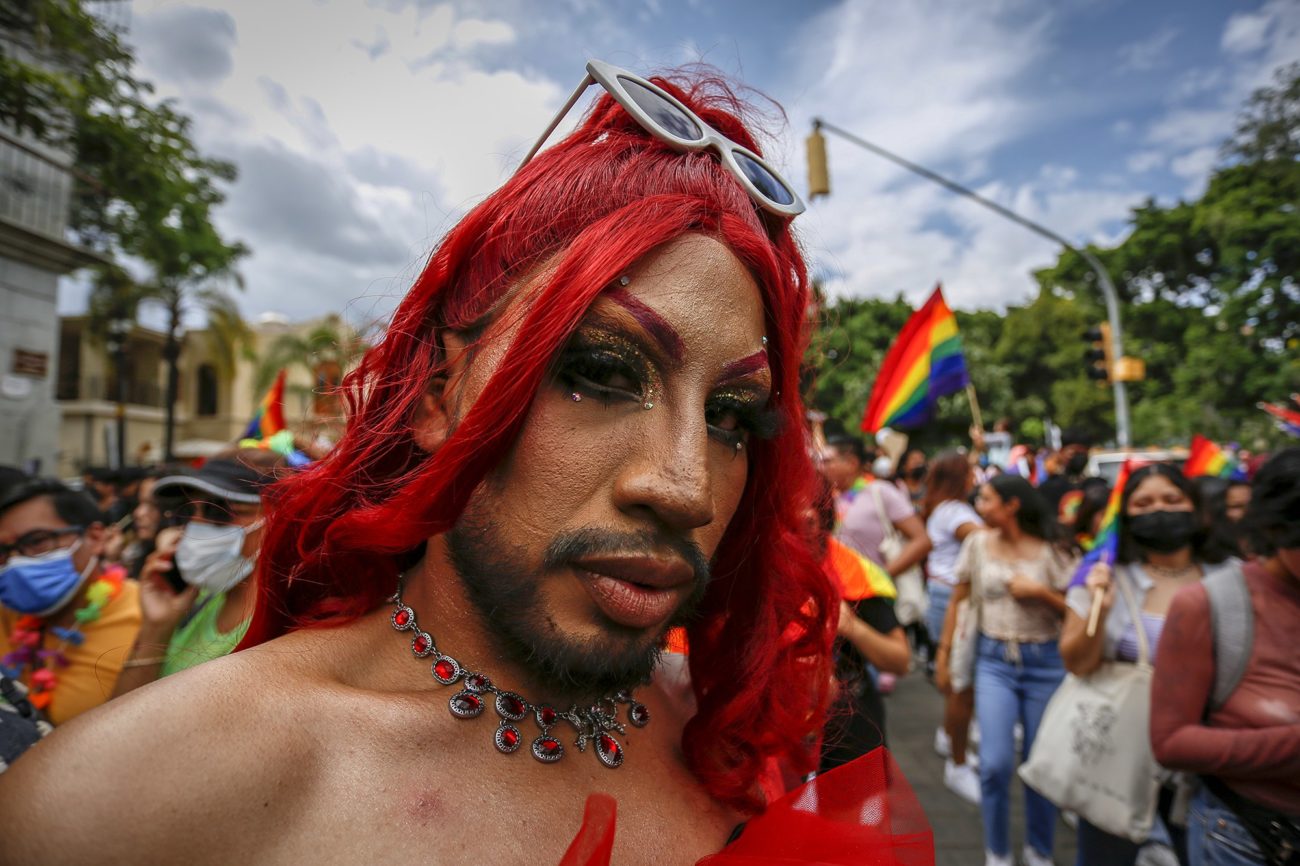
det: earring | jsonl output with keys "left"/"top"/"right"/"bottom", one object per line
{"left": 734, "top": 441, "right": 743, "bottom": 452}
{"left": 571, "top": 393, "right": 582, "bottom": 402}
{"left": 619, "top": 275, "right": 631, "bottom": 287}
{"left": 761, "top": 336, "right": 768, "bottom": 347}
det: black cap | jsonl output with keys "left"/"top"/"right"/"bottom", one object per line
{"left": 153, "top": 459, "right": 272, "bottom": 504}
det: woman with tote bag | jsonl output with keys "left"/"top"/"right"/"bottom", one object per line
{"left": 1057, "top": 463, "right": 1233, "bottom": 865}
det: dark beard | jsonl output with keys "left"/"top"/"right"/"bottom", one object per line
{"left": 445, "top": 509, "right": 711, "bottom": 702}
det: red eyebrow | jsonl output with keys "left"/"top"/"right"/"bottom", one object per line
{"left": 605, "top": 287, "right": 685, "bottom": 362}
{"left": 719, "top": 350, "right": 769, "bottom": 382}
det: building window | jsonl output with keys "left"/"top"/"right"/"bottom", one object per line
{"left": 196, "top": 364, "right": 218, "bottom": 417}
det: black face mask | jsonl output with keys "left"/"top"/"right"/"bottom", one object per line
{"left": 1065, "top": 452, "right": 1089, "bottom": 476}
{"left": 1128, "top": 509, "right": 1197, "bottom": 554}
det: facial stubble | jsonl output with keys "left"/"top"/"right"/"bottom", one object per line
{"left": 445, "top": 499, "right": 711, "bottom": 702}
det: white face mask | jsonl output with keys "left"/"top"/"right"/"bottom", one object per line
{"left": 175, "top": 520, "right": 262, "bottom": 593}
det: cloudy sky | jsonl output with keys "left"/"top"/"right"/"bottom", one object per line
{"left": 69, "top": 0, "right": 1300, "bottom": 326}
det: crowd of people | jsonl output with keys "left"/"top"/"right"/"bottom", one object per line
{"left": 0, "top": 58, "right": 1295, "bottom": 866}
{"left": 819, "top": 427, "right": 1299, "bottom": 866}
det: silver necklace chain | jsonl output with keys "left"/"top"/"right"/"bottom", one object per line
{"left": 386, "top": 587, "right": 650, "bottom": 768}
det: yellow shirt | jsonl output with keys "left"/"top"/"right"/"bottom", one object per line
{"left": 0, "top": 579, "right": 141, "bottom": 726}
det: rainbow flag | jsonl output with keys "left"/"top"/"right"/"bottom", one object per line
{"left": 243, "top": 369, "right": 287, "bottom": 441}
{"left": 1068, "top": 460, "right": 1137, "bottom": 589}
{"left": 1184, "top": 434, "right": 1234, "bottom": 478}
{"left": 861, "top": 285, "right": 969, "bottom": 433}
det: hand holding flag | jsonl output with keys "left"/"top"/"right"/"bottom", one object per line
{"left": 1069, "top": 460, "right": 1138, "bottom": 636}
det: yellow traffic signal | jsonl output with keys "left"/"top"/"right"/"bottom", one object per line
{"left": 807, "top": 125, "right": 830, "bottom": 199}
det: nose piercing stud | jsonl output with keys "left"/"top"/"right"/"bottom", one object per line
{"left": 734, "top": 441, "right": 743, "bottom": 452}
{"left": 619, "top": 275, "right": 630, "bottom": 286}
{"left": 643, "top": 402, "right": 654, "bottom": 410}
{"left": 571, "top": 393, "right": 582, "bottom": 402}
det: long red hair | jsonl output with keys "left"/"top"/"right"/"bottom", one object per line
{"left": 243, "top": 70, "right": 836, "bottom": 812}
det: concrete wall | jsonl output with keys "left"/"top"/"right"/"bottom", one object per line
{"left": 0, "top": 256, "right": 61, "bottom": 474}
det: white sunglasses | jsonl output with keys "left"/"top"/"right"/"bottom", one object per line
{"left": 518, "top": 58, "right": 805, "bottom": 219}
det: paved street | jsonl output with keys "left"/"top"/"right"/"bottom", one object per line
{"left": 884, "top": 670, "right": 1079, "bottom": 866}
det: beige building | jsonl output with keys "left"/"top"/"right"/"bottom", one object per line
{"left": 55, "top": 312, "right": 357, "bottom": 476}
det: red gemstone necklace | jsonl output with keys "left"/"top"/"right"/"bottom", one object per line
{"left": 388, "top": 588, "right": 650, "bottom": 768}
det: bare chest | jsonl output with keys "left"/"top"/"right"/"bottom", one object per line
{"left": 231, "top": 723, "right": 738, "bottom": 865}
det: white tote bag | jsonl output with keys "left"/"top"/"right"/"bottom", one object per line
{"left": 869, "top": 483, "right": 928, "bottom": 626}
{"left": 1018, "top": 569, "right": 1160, "bottom": 843}
{"left": 947, "top": 535, "right": 984, "bottom": 694}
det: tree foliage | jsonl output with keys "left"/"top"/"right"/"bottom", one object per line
{"left": 806, "top": 63, "right": 1300, "bottom": 451}
{"left": 2, "top": 0, "right": 248, "bottom": 458}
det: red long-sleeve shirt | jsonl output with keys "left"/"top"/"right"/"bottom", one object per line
{"left": 1150, "top": 559, "right": 1300, "bottom": 816}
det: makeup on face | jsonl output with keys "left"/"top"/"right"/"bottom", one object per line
{"left": 554, "top": 303, "right": 778, "bottom": 451}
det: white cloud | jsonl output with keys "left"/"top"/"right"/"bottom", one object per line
{"left": 783, "top": 0, "right": 1144, "bottom": 310}
{"left": 1126, "top": 150, "right": 1165, "bottom": 173}
{"left": 122, "top": 0, "right": 564, "bottom": 325}
{"left": 1221, "top": 9, "right": 1272, "bottom": 55}
{"left": 1118, "top": 25, "right": 1178, "bottom": 72}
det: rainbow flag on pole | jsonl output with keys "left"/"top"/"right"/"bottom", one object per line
{"left": 1184, "top": 435, "right": 1235, "bottom": 478}
{"left": 243, "top": 369, "right": 287, "bottom": 441}
{"left": 1068, "top": 460, "right": 1137, "bottom": 589}
{"left": 861, "top": 285, "right": 969, "bottom": 433}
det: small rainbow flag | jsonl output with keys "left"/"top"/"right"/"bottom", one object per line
{"left": 1184, "top": 434, "right": 1234, "bottom": 478}
{"left": 243, "top": 369, "right": 287, "bottom": 441}
{"left": 1068, "top": 460, "right": 1138, "bottom": 589}
{"left": 861, "top": 285, "right": 969, "bottom": 433}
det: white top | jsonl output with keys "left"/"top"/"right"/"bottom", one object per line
{"left": 925, "top": 500, "right": 981, "bottom": 586}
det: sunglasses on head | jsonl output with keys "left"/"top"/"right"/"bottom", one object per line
{"left": 518, "top": 58, "right": 805, "bottom": 219}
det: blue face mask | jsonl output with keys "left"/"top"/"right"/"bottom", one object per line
{"left": 0, "top": 540, "right": 95, "bottom": 617}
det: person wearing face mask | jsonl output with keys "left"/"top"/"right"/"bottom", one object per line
{"left": 1151, "top": 448, "right": 1300, "bottom": 866}
{"left": 1060, "top": 463, "right": 1236, "bottom": 865}
{"left": 110, "top": 449, "right": 284, "bottom": 698}
{"left": 894, "top": 448, "right": 929, "bottom": 509}
{"left": 0, "top": 480, "right": 141, "bottom": 728}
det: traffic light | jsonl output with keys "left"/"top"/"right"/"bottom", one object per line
{"left": 807, "top": 123, "right": 830, "bottom": 199}
{"left": 1083, "top": 322, "right": 1113, "bottom": 382}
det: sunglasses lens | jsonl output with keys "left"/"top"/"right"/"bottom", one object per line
{"left": 618, "top": 77, "right": 703, "bottom": 143}
{"left": 731, "top": 150, "right": 795, "bottom": 206}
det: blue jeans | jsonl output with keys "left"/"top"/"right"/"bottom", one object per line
{"left": 1188, "top": 785, "right": 1265, "bottom": 865}
{"left": 926, "top": 581, "right": 953, "bottom": 650}
{"left": 974, "top": 635, "right": 1066, "bottom": 859}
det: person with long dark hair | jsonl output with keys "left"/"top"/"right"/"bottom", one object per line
{"left": 923, "top": 450, "right": 983, "bottom": 805}
{"left": 1061, "top": 463, "right": 1235, "bottom": 865}
{"left": 0, "top": 61, "right": 931, "bottom": 863}
{"left": 938, "top": 474, "right": 1074, "bottom": 866}
{"left": 1152, "top": 448, "right": 1300, "bottom": 865}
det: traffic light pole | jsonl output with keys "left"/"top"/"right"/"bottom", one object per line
{"left": 811, "top": 119, "right": 1132, "bottom": 447}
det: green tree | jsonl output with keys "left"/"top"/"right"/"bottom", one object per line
{"left": 1034, "top": 63, "right": 1299, "bottom": 446}
{"left": 2, "top": 0, "right": 248, "bottom": 460}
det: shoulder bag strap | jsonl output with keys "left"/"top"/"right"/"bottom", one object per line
{"left": 1114, "top": 565, "right": 1150, "bottom": 667}
{"left": 867, "top": 482, "right": 902, "bottom": 546}
{"left": 1203, "top": 560, "right": 1253, "bottom": 710}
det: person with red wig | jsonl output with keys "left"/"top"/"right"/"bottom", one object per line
{"left": 0, "top": 60, "right": 931, "bottom": 865}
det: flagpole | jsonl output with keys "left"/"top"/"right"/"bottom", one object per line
{"left": 965, "top": 383, "right": 984, "bottom": 433}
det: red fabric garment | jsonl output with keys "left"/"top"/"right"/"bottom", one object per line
{"left": 557, "top": 748, "right": 934, "bottom": 865}
{"left": 1150, "top": 559, "right": 1300, "bottom": 815}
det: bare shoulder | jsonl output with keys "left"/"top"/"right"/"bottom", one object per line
{"left": 0, "top": 634, "right": 328, "bottom": 865}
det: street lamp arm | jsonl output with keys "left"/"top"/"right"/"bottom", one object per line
{"left": 811, "top": 117, "right": 1132, "bottom": 447}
